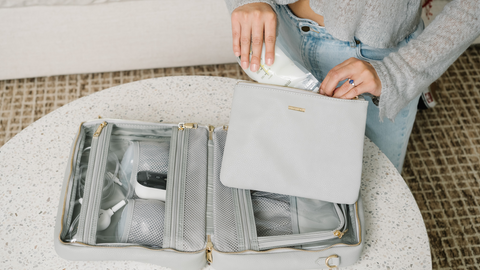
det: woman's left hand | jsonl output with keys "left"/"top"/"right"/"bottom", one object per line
{"left": 319, "top": 57, "right": 382, "bottom": 99}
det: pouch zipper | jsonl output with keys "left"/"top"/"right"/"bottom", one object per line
{"left": 165, "top": 123, "right": 196, "bottom": 249}
{"left": 208, "top": 125, "right": 215, "bottom": 140}
{"left": 233, "top": 189, "right": 257, "bottom": 250}
{"left": 77, "top": 121, "right": 113, "bottom": 244}
{"left": 206, "top": 235, "right": 214, "bottom": 264}
{"left": 83, "top": 122, "right": 112, "bottom": 243}
{"left": 236, "top": 81, "right": 366, "bottom": 102}
{"left": 167, "top": 128, "right": 187, "bottom": 248}
{"left": 93, "top": 121, "right": 107, "bottom": 137}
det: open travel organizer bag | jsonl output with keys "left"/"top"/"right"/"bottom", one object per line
{"left": 54, "top": 81, "right": 368, "bottom": 270}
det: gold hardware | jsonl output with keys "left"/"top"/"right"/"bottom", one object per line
{"left": 352, "top": 96, "right": 359, "bottom": 100}
{"left": 325, "top": 254, "right": 339, "bottom": 269}
{"left": 333, "top": 229, "right": 348, "bottom": 239}
{"left": 288, "top": 106, "right": 306, "bottom": 112}
{"left": 206, "top": 235, "right": 214, "bottom": 264}
{"left": 208, "top": 126, "right": 215, "bottom": 140}
{"left": 223, "top": 125, "right": 229, "bottom": 131}
{"left": 93, "top": 121, "right": 108, "bottom": 137}
{"left": 178, "top": 123, "right": 198, "bottom": 130}
{"left": 98, "top": 115, "right": 102, "bottom": 119}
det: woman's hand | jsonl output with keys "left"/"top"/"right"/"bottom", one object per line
{"left": 320, "top": 58, "right": 382, "bottom": 99}
{"left": 231, "top": 3, "right": 277, "bottom": 72}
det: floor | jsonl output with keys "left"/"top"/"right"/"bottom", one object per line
{"left": 1, "top": 45, "right": 479, "bottom": 269}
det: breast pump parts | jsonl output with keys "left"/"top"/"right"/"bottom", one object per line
{"left": 135, "top": 171, "right": 168, "bottom": 201}
{"left": 239, "top": 43, "right": 320, "bottom": 91}
{"left": 120, "top": 141, "right": 170, "bottom": 201}
{"left": 97, "top": 200, "right": 127, "bottom": 231}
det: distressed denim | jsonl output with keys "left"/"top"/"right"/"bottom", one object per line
{"left": 276, "top": 4, "right": 424, "bottom": 172}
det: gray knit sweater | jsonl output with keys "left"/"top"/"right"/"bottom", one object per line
{"left": 225, "top": 0, "right": 480, "bottom": 120}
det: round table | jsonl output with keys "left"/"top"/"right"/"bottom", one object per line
{"left": 0, "top": 76, "right": 431, "bottom": 269}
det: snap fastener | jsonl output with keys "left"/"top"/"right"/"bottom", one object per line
{"left": 301, "top": 26, "right": 310, "bottom": 32}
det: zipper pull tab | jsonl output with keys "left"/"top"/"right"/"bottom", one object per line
{"left": 206, "top": 235, "right": 214, "bottom": 264}
{"left": 178, "top": 123, "right": 198, "bottom": 130}
{"left": 208, "top": 126, "right": 215, "bottom": 140}
{"left": 333, "top": 229, "right": 348, "bottom": 239}
{"left": 93, "top": 121, "right": 108, "bottom": 137}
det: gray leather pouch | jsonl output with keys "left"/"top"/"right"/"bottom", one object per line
{"left": 54, "top": 83, "right": 365, "bottom": 270}
{"left": 221, "top": 82, "right": 368, "bottom": 204}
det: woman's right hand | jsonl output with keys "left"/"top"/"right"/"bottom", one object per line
{"left": 231, "top": 3, "right": 277, "bottom": 72}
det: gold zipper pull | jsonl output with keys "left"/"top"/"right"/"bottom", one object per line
{"left": 178, "top": 123, "right": 198, "bottom": 130}
{"left": 93, "top": 121, "right": 108, "bottom": 137}
{"left": 206, "top": 235, "right": 214, "bottom": 264}
{"left": 333, "top": 229, "right": 348, "bottom": 239}
{"left": 208, "top": 126, "right": 215, "bottom": 140}
{"left": 223, "top": 125, "right": 229, "bottom": 131}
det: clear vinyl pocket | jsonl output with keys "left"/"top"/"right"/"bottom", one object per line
{"left": 60, "top": 123, "right": 96, "bottom": 242}
{"left": 61, "top": 121, "right": 208, "bottom": 251}
{"left": 96, "top": 122, "right": 174, "bottom": 244}
{"left": 63, "top": 120, "right": 180, "bottom": 246}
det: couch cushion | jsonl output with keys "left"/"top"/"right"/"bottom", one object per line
{"left": 0, "top": 0, "right": 135, "bottom": 8}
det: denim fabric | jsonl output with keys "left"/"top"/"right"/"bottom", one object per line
{"left": 275, "top": 4, "right": 423, "bottom": 172}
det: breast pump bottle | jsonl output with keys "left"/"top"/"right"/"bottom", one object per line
{"left": 238, "top": 43, "right": 320, "bottom": 91}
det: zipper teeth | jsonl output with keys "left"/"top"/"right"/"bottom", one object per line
{"left": 86, "top": 118, "right": 179, "bottom": 127}
{"left": 83, "top": 126, "right": 110, "bottom": 242}
{"left": 169, "top": 131, "right": 182, "bottom": 247}
{"left": 243, "top": 191, "right": 256, "bottom": 249}
{"left": 257, "top": 232, "right": 337, "bottom": 250}
{"left": 238, "top": 191, "right": 251, "bottom": 250}
{"left": 236, "top": 81, "right": 366, "bottom": 103}
{"left": 169, "top": 129, "right": 188, "bottom": 248}
{"left": 336, "top": 204, "right": 346, "bottom": 229}
{"left": 110, "top": 135, "right": 171, "bottom": 142}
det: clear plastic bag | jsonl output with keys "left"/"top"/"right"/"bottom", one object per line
{"left": 238, "top": 43, "right": 320, "bottom": 91}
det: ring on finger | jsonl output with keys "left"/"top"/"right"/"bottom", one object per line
{"left": 348, "top": 79, "right": 355, "bottom": 87}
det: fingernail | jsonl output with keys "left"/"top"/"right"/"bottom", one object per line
{"left": 266, "top": 58, "right": 273, "bottom": 66}
{"left": 241, "top": 61, "right": 249, "bottom": 70}
{"left": 250, "top": 63, "right": 258, "bottom": 72}
{"left": 235, "top": 51, "right": 240, "bottom": 57}
{"left": 319, "top": 89, "right": 325, "bottom": 95}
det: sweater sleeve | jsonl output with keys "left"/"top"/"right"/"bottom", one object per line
{"left": 224, "top": 0, "right": 276, "bottom": 14}
{"left": 369, "top": 0, "right": 480, "bottom": 121}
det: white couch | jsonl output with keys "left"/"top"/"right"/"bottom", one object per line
{"left": 0, "top": 0, "right": 236, "bottom": 80}
{"left": 1, "top": 0, "right": 478, "bottom": 80}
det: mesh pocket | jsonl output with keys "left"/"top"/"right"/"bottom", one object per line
{"left": 181, "top": 128, "right": 208, "bottom": 251}
{"left": 137, "top": 141, "right": 170, "bottom": 174}
{"left": 251, "top": 191, "right": 293, "bottom": 237}
{"left": 116, "top": 199, "right": 165, "bottom": 247}
{"left": 212, "top": 129, "right": 242, "bottom": 252}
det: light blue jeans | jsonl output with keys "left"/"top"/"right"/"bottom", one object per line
{"left": 275, "top": 5, "right": 424, "bottom": 172}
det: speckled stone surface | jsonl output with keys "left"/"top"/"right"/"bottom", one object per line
{"left": 0, "top": 76, "right": 431, "bottom": 269}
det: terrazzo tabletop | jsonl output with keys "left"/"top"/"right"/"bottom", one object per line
{"left": 0, "top": 76, "right": 431, "bottom": 269}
